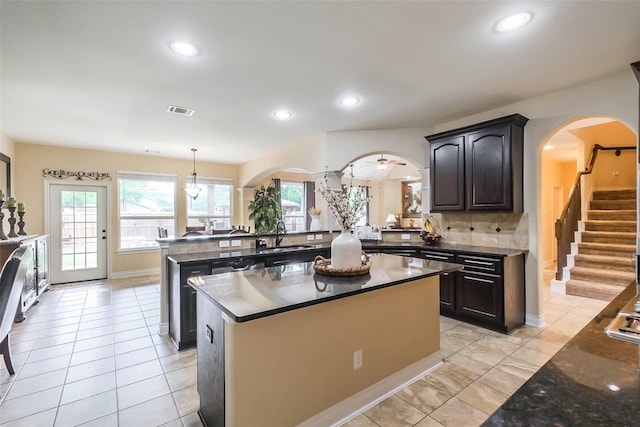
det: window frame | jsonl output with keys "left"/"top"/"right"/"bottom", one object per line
{"left": 280, "top": 180, "right": 306, "bottom": 232}
{"left": 186, "top": 176, "right": 234, "bottom": 231}
{"left": 117, "top": 171, "right": 177, "bottom": 252}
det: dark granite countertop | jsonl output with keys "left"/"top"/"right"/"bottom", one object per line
{"left": 483, "top": 283, "right": 640, "bottom": 426}
{"left": 168, "top": 244, "right": 331, "bottom": 264}
{"left": 187, "top": 253, "right": 461, "bottom": 323}
{"left": 168, "top": 242, "right": 525, "bottom": 264}
{"left": 363, "top": 242, "right": 527, "bottom": 257}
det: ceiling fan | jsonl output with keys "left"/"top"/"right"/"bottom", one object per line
{"left": 366, "top": 155, "right": 407, "bottom": 170}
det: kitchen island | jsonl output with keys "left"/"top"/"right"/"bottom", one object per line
{"left": 188, "top": 253, "right": 461, "bottom": 427}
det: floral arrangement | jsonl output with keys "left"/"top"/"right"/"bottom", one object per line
{"left": 308, "top": 207, "right": 322, "bottom": 215}
{"left": 317, "top": 167, "right": 370, "bottom": 231}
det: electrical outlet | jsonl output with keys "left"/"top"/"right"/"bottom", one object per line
{"left": 315, "top": 234, "right": 323, "bottom": 240}
{"left": 231, "top": 240, "right": 242, "bottom": 247}
{"left": 219, "top": 240, "right": 230, "bottom": 248}
{"left": 307, "top": 235, "right": 315, "bottom": 241}
{"left": 353, "top": 349, "right": 363, "bottom": 370}
{"left": 401, "top": 234, "right": 410, "bottom": 240}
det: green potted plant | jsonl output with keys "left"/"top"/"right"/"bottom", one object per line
{"left": 248, "top": 183, "right": 282, "bottom": 234}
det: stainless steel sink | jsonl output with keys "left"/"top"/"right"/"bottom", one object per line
{"left": 259, "top": 245, "right": 313, "bottom": 253}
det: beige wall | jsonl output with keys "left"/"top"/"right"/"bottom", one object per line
{"left": 0, "top": 133, "right": 16, "bottom": 195}
{"left": 540, "top": 157, "right": 577, "bottom": 266}
{"left": 225, "top": 276, "right": 440, "bottom": 427}
{"left": 14, "top": 143, "right": 238, "bottom": 276}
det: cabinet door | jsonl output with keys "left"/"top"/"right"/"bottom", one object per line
{"left": 181, "top": 286, "right": 198, "bottom": 342}
{"left": 419, "top": 250, "right": 455, "bottom": 312}
{"left": 455, "top": 270, "right": 502, "bottom": 324}
{"left": 180, "top": 262, "right": 210, "bottom": 347}
{"left": 466, "top": 125, "right": 512, "bottom": 211}
{"left": 430, "top": 136, "right": 465, "bottom": 211}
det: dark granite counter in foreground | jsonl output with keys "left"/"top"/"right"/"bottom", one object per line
{"left": 188, "top": 253, "right": 461, "bottom": 322}
{"left": 483, "top": 283, "right": 640, "bottom": 426}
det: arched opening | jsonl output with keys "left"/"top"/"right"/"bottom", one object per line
{"left": 541, "top": 117, "right": 637, "bottom": 301}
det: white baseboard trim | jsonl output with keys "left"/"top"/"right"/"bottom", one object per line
{"left": 298, "top": 352, "right": 443, "bottom": 427}
{"left": 110, "top": 268, "right": 160, "bottom": 279}
{"left": 525, "top": 313, "right": 545, "bottom": 328}
{"left": 158, "top": 322, "right": 169, "bottom": 335}
{"left": 551, "top": 278, "right": 567, "bottom": 295}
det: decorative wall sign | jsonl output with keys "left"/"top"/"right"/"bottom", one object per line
{"left": 42, "top": 168, "right": 112, "bottom": 181}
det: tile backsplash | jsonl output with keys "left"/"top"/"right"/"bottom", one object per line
{"left": 427, "top": 212, "right": 528, "bottom": 250}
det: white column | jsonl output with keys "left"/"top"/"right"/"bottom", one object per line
{"left": 158, "top": 241, "right": 170, "bottom": 335}
{"left": 238, "top": 187, "right": 255, "bottom": 231}
{"left": 418, "top": 168, "right": 430, "bottom": 215}
{"left": 312, "top": 170, "right": 343, "bottom": 231}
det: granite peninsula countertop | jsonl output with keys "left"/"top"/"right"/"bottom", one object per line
{"left": 168, "top": 242, "right": 526, "bottom": 264}
{"left": 483, "top": 282, "right": 640, "bottom": 426}
{"left": 187, "top": 253, "right": 461, "bottom": 323}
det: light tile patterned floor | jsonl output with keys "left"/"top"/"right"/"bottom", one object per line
{"left": 0, "top": 270, "right": 608, "bottom": 427}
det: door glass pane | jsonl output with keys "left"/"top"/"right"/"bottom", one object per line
{"left": 60, "top": 190, "right": 99, "bottom": 272}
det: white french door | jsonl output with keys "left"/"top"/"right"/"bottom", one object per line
{"left": 47, "top": 183, "right": 108, "bottom": 284}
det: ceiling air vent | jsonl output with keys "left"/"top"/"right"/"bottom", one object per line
{"left": 167, "top": 105, "right": 195, "bottom": 116}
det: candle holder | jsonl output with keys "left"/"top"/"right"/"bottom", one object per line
{"left": 0, "top": 199, "right": 7, "bottom": 240}
{"left": 7, "top": 206, "right": 18, "bottom": 238}
{"left": 17, "top": 210, "right": 26, "bottom": 236}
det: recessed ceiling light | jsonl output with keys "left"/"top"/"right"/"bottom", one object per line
{"left": 496, "top": 12, "right": 532, "bottom": 32}
{"left": 170, "top": 41, "right": 198, "bottom": 57}
{"left": 273, "top": 110, "right": 292, "bottom": 120}
{"left": 341, "top": 97, "right": 360, "bottom": 106}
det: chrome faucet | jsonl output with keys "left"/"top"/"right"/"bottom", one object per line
{"left": 275, "top": 219, "right": 286, "bottom": 247}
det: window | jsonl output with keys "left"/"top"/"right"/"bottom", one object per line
{"left": 186, "top": 177, "right": 233, "bottom": 230}
{"left": 280, "top": 181, "right": 305, "bottom": 231}
{"left": 346, "top": 184, "right": 369, "bottom": 227}
{"left": 118, "top": 172, "right": 176, "bottom": 250}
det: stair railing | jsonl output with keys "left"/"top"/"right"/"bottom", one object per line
{"left": 554, "top": 144, "right": 636, "bottom": 280}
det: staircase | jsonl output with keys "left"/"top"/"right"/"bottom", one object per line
{"left": 565, "top": 189, "right": 636, "bottom": 301}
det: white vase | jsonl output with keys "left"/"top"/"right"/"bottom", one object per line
{"left": 310, "top": 215, "right": 321, "bottom": 232}
{"left": 331, "top": 230, "right": 362, "bottom": 269}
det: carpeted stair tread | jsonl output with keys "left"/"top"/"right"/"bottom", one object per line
{"left": 577, "top": 242, "right": 636, "bottom": 257}
{"left": 592, "top": 189, "right": 636, "bottom": 200}
{"left": 565, "top": 279, "right": 626, "bottom": 301}
{"left": 589, "top": 199, "right": 636, "bottom": 210}
{"left": 565, "top": 188, "right": 635, "bottom": 301}
{"left": 583, "top": 220, "right": 636, "bottom": 232}
{"left": 579, "top": 231, "right": 635, "bottom": 245}
{"left": 569, "top": 266, "right": 635, "bottom": 286}
{"left": 587, "top": 210, "right": 636, "bottom": 221}
{"left": 573, "top": 253, "right": 635, "bottom": 271}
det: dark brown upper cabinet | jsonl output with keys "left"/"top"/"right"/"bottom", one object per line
{"left": 426, "top": 114, "right": 529, "bottom": 212}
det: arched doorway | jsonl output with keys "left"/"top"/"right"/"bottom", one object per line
{"left": 541, "top": 117, "right": 637, "bottom": 301}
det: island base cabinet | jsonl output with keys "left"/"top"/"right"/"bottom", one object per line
{"left": 195, "top": 276, "right": 442, "bottom": 427}
{"left": 196, "top": 294, "right": 225, "bottom": 427}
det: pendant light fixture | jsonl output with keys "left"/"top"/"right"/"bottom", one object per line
{"left": 185, "top": 148, "right": 202, "bottom": 199}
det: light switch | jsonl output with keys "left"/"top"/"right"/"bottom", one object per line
{"left": 401, "top": 234, "right": 410, "bottom": 240}
{"left": 219, "top": 240, "right": 230, "bottom": 248}
{"left": 231, "top": 240, "right": 242, "bottom": 247}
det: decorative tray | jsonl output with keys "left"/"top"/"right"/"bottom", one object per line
{"left": 313, "top": 255, "right": 372, "bottom": 277}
